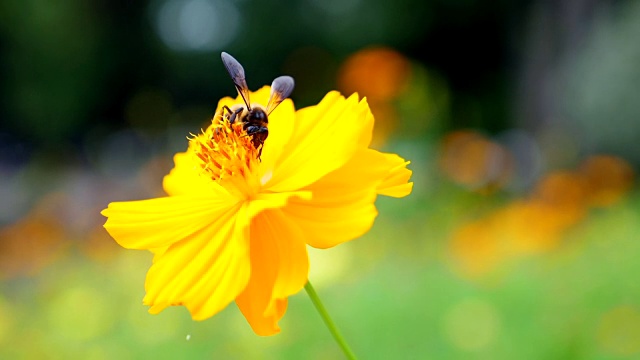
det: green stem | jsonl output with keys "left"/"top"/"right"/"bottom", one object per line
{"left": 304, "top": 281, "right": 357, "bottom": 360}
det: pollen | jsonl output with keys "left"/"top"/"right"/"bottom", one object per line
{"left": 190, "top": 117, "right": 260, "bottom": 186}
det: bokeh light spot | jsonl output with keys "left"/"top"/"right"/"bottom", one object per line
{"left": 338, "top": 47, "right": 411, "bottom": 102}
{"left": 497, "top": 129, "right": 543, "bottom": 191}
{"left": 338, "top": 47, "right": 417, "bottom": 146}
{"left": 155, "top": 0, "right": 240, "bottom": 52}
{"left": 580, "top": 155, "right": 635, "bottom": 207}
{"left": 533, "top": 171, "right": 590, "bottom": 211}
{"left": 439, "top": 131, "right": 513, "bottom": 191}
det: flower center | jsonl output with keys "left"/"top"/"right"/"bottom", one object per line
{"left": 190, "top": 117, "right": 260, "bottom": 189}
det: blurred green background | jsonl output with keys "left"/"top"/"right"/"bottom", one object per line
{"left": 1, "top": 0, "right": 640, "bottom": 358}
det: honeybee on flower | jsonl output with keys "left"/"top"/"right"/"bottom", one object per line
{"left": 102, "top": 52, "right": 413, "bottom": 336}
{"left": 217, "top": 52, "right": 294, "bottom": 157}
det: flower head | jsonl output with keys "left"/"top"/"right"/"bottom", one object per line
{"left": 102, "top": 86, "right": 412, "bottom": 335}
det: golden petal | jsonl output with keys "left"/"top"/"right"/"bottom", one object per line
{"left": 144, "top": 203, "right": 251, "bottom": 320}
{"left": 235, "top": 208, "right": 309, "bottom": 336}
{"left": 102, "top": 193, "right": 238, "bottom": 250}
{"left": 282, "top": 148, "right": 410, "bottom": 249}
{"left": 264, "top": 91, "right": 371, "bottom": 192}
{"left": 162, "top": 152, "right": 227, "bottom": 197}
{"left": 376, "top": 154, "right": 413, "bottom": 198}
{"left": 356, "top": 96, "right": 375, "bottom": 147}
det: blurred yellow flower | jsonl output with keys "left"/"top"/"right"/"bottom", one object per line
{"left": 450, "top": 153, "right": 636, "bottom": 279}
{"left": 102, "top": 87, "right": 412, "bottom": 335}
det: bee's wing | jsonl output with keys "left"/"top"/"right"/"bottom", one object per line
{"left": 221, "top": 52, "right": 251, "bottom": 109}
{"left": 266, "top": 76, "right": 295, "bottom": 115}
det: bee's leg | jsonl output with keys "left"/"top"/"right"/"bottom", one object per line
{"left": 227, "top": 107, "right": 244, "bottom": 124}
{"left": 221, "top": 105, "right": 232, "bottom": 120}
{"left": 216, "top": 106, "right": 235, "bottom": 137}
{"left": 220, "top": 106, "right": 242, "bottom": 122}
{"left": 246, "top": 126, "right": 268, "bottom": 160}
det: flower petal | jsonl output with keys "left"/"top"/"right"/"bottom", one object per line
{"left": 102, "top": 193, "right": 237, "bottom": 250}
{"left": 282, "top": 148, "right": 411, "bottom": 249}
{"left": 144, "top": 202, "right": 251, "bottom": 320}
{"left": 248, "top": 191, "right": 312, "bottom": 217}
{"left": 136, "top": 189, "right": 306, "bottom": 321}
{"left": 356, "top": 97, "right": 375, "bottom": 147}
{"left": 264, "top": 92, "right": 371, "bottom": 192}
{"left": 376, "top": 155, "right": 414, "bottom": 198}
{"left": 163, "top": 151, "right": 226, "bottom": 197}
{"left": 235, "top": 208, "right": 309, "bottom": 336}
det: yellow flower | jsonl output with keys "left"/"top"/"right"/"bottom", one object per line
{"left": 102, "top": 87, "right": 412, "bottom": 335}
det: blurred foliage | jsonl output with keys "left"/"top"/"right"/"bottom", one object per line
{"left": 0, "top": 0, "right": 531, "bottom": 151}
{"left": 1, "top": 0, "right": 640, "bottom": 358}
{"left": 1, "top": 175, "right": 639, "bottom": 359}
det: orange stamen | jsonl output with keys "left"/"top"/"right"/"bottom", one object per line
{"left": 190, "top": 118, "right": 260, "bottom": 185}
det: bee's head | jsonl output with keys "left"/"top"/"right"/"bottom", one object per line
{"left": 247, "top": 107, "right": 268, "bottom": 125}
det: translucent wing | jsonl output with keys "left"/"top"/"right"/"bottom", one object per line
{"left": 266, "top": 76, "right": 295, "bottom": 115}
{"left": 221, "top": 52, "right": 251, "bottom": 109}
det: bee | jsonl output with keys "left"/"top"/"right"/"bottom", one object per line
{"left": 220, "top": 52, "right": 295, "bottom": 157}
